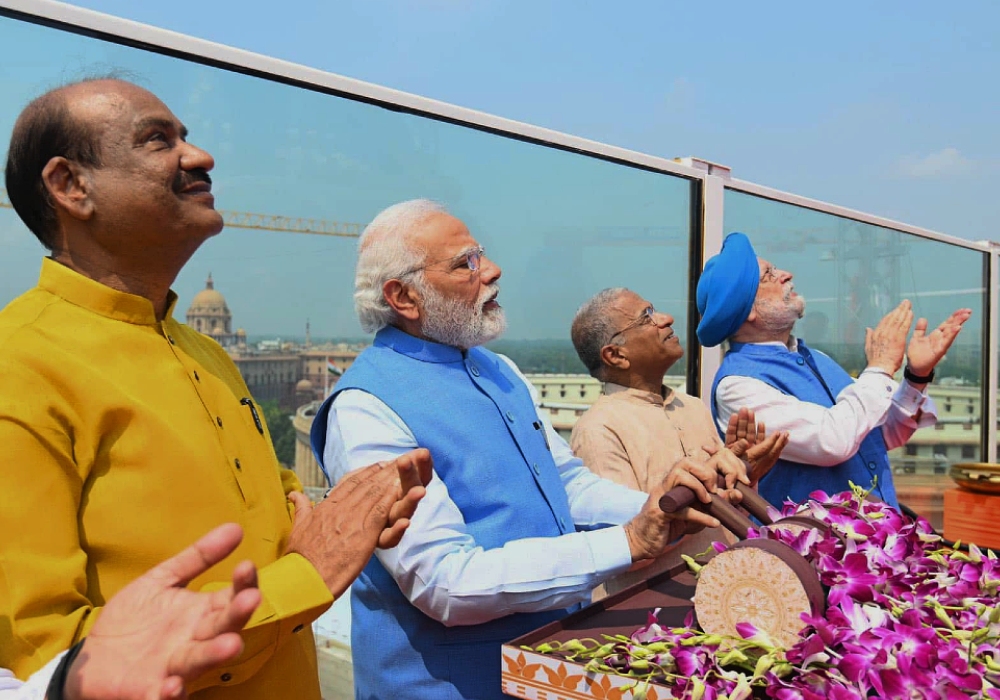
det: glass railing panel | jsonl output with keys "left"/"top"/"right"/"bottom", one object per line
{"left": 0, "top": 12, "right": 697, "bottom": 696}
{"left": 0, "top": 14, "right": 695, "bottom": 385}
{"left": 723, "top": 189, "right": 988, "bottom": 531}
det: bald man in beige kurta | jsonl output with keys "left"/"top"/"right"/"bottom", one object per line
{"left": 572, "top": 382, "right": 732, "bottom": 597}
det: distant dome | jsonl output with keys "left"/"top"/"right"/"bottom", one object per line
{"left": 188, "top": 273, "right": 229, "bottom": 313}
{"left": 296, "top": 379, "right": 314, "bottom": 392}
{"left": 186, "top": 274, "right": 239, "bottom": 349}
{"left": 236, "top": 328, "right": 247, "bottom": 337}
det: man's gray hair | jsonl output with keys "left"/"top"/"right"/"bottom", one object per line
{"left": 354, "top": 199, "right": 448, "bottom": 333}
{"left": 571, "top": 287, "right": 629, "bottom": 379}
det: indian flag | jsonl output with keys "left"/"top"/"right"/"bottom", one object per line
{"left": 327, "top": 359, "right": 343, "bottom": 376}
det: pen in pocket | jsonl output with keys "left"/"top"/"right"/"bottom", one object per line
{"left": 240, "top": 397, "right": 265, "bottom": 435}
{"left": 532, "top": 420, "right": 551, "bottom": 452}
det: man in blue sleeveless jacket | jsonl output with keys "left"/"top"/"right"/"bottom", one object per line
{"left": 696, "top": 232, "right": 971, "bottom": 510}
{"left": 311, "top": 200, "right": 743, "bottom": 700}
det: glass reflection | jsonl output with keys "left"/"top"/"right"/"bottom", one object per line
{"left": 0, "top": 13, "right": 693, "bottom": 360}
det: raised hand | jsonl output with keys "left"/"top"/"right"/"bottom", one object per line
{"left": 723, "top": 407, "right": 755, "bottom": 455}
{"left": 724, "top": 407, "right": 788, "bottom": 486}
{"left": 286, "top": 448, "right": 433, "bottom": 598}
{"left": 865, "top": 300, "right": 913, "bottom": 376}
{"left": 65, "top": 523, "right": 261, "bottom": 700}
{"left": 383, "top": 447, "right": 435, "bottom": 549}
{"left": 906, "top": 308, "right": 973, "bottom": 379}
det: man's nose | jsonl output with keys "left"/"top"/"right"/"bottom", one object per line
{"left": 480, "top": 254, "right": 501, "bottom": 284}
{"left": 180, "top": 141, "right": 215, "bottom": 172}
{"left": 655, "top": 311, "right": 674, "bottom": 327}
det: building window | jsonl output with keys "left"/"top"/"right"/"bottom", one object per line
{"left": 968, "top": 405, "right": 975, "bottom": 414}
{"left": 905, "top": 444, "right": 918, "bottom": 456}
{"left": 962, "top": 445, "right": 976, "bottom": 459}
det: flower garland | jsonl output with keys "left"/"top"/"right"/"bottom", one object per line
{"left": 526, "top": 484, "right": 1000, "bottom": 699}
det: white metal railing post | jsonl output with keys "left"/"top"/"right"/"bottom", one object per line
{"left": 987, "top": 243, "right": 999, "bottom": 463}
{"left": 698, "top": 173, "right": 726, "bottom": 405}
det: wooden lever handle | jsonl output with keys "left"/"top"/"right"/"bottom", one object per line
{"left": 658, "top": 485, "right": 756, "bottom": 539}
{"left": 657, "top": 485, "right": 697, "bottom": 514}
{"left": 734, "top": 483, "right": 775, "bottom": 524}
{"left": 709, "top": 493, "right": 754, "bottom": 539}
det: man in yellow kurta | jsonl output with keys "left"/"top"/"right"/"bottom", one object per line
{"left": 569, "top": 287, "right": 787, "bottom": 595}
{"left": 0, "top": 78, "right": 431, "bottom": 699}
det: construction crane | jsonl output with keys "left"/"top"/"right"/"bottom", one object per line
{"left": 0, "top": 188, "right": 363, "bottom": 238}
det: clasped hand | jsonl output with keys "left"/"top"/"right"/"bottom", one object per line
{"left": 64, "top": 523, "right": 261, "bottom": 700}
{"left": 623, "top": 450, "right": 746, "bottom": 563}
{"left": 286, "top": 448, "right": 434, "bottom": 598}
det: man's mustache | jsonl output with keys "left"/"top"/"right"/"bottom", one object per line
{"left": 174, "top": 169, "right": 212, "bottom": 192}
{"left": 480, "top": 284, "right": 500, "bottom": 305}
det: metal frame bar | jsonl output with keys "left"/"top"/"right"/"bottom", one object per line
{"left": 0, "top": 0, "right": 707, "bottom": 186}
{"left": 697, "top": 175, "right": 726, "bottom": 404}
{"left": 987, "top": 244, "right": 999, "bottom": 463}
{"left": 728, "top": 178, "right": 990, "bottom": 252}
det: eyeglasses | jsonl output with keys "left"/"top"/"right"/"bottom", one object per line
{"left": 760, "top": 264, "right": 779, "bottom": 284}
{"left": 607, "top": 305, "right": 656, "bottom": 344}
{"left": 399, "top": 246, "right": 485, "bottom": 279}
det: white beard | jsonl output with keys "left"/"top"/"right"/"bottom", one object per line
{"left": 418, "top": 281, "right": 507, "bottom": 349}
{"left": 756, "top": 292, "right": 806, "bottom": 333}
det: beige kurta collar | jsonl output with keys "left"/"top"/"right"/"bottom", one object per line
{"left": 601, "top": 381, "right": 676, "bottom": 407}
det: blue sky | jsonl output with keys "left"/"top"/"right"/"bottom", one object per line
{"left": 62, "top": 0, "right": 1000, "bottom": 242}
{"left": 0, "top": 1, "right": 995, "bottom": 340}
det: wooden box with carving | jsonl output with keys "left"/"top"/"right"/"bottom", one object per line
{"left": 501, "top": 563, "right": 696, "bottom": 700}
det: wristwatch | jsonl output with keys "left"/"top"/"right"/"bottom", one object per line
{"left": 903, "top": 366, "right": 934, "bottom": 384}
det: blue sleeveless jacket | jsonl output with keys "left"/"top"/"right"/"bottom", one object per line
{"left": 711, "top": 340, "right": 897, "bottom": 509}
{"left": 310, "top": 326, "right": 578, "bottom": 700}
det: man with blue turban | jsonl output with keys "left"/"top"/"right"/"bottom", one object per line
{"left": 696, "top": 232, "right": 972, "bottom": 509}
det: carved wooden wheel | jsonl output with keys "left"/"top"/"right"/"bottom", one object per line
{"left": 692, "top": 539, "right": 825, "bottom": 649}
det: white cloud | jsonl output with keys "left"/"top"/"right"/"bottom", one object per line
{"left": 893, "top": 147, "right": 973, "bottom": 179}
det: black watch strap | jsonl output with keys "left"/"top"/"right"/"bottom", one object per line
{"left": 903, "top": 366, "right": 934, "bottom": 384}
{"left": 45, "top": 640, "right": 86, "bottom": 700}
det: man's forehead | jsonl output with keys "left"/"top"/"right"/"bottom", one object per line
{"left": 64, "top": 80, "right": 179, "bottom": 129}
{"left": 612, "top": 290, "right": 648, "bottom": 315}
{"left": 413, "top": 212, "right": 478, "bottom": 253}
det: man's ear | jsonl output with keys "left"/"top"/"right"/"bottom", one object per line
{"left": 600, "top": 343, "right": 630, "bottom": 371}
{"left": 41, "top": 157, "right": 95, "bottom": 222}
{"left": 745, "top": 306, "right": 758, "bottom": 324}
{"left": 383, "top": 279, "right": 421, "bottom": 321}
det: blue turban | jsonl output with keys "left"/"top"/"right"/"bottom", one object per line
{"left": 696, "top": 232, "right": 759, "bottom": 347}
